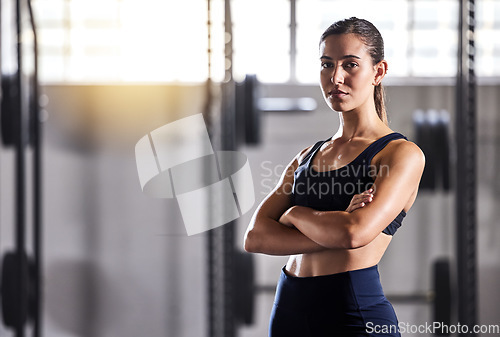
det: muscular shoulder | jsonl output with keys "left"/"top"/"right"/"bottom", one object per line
{"left": 293, "top": 141, "right": 323, "bottom": 169}
{"left": 296, "top": 144, "right": 314, "bottom": 163}
{"left": 379, "top": 139, "right": 425, "bottom": 170}
{"left": 289, "top": 139, "right": 328, "bottom": 171}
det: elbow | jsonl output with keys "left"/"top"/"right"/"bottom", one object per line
{"left": 343, "top": 219, "right": 370, "bottom": 249}
{"left": 319, "top": 214, "right": 365, "bottom": 249}
{"left": 244, "top": 229, "right": 261, "bottom": 253}
{"left": 321, "top": 229, "right": 360, "bottom": 250}
{"left": 344, "top": 232, "right": 367, "bottom": 249}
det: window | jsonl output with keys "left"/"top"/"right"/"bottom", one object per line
{"left": 33, "top": 0, "right": 290, "bottom": 83}
{"left": 32, "top": 0, "right": 500, "bottom": 84}
{"left": 476, "top": 0, "right": 500, "bottom": 76}
{"left": 231, "top": 0, "right": 290, "bottom": 83}
{"left": 34, "top": 0, "right": 210, "bottom": 83}
{"left": 296, "top": 0, "right": 460, "bottom": 83}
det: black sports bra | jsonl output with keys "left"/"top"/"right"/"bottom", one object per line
{"left": 292, "top": 132, "right": 408, "bottom": 236}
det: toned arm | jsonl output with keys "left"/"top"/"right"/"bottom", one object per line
{"left": 243, "top": 147, "right": 329, "bottom": 256}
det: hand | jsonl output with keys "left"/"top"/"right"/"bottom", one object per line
{"left": 345, "top": 188, "right": 374, "bottom": 213}
{"left": 279, "top": 207, "right": 296, "bottom": 228}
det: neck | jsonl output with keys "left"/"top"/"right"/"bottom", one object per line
{"left": 335, "top": 106, "right": 385, "bottom": 141}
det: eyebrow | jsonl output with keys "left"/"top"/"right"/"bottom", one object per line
{"left": 320, "top": 55, "right": 361, "bottom": 60}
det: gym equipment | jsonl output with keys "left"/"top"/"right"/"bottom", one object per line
{"left": 0, "top": 0, "right": 42, "bottom": 336}
{"left": 234, "top": 74, "right": 317, "bottom": 147}
{"left": 455, "top": 0, "right": 478, "bottom": 335}
{"left": 413, "top": 109, "right": 451, "bottom": 192}
{"left": 205, "top": 1, "right": 242, "bottom": 336}
{"left": 433, "top": 259, "right": 453, "bottom": 336}
{"left": 235, "top": 75, "right": 261, "bottom": 145}
{"left": 1, "top": 252, "right": 33, "bottom": 328}
{"left": 233, "top": 251, "right": 255, "bottom": 326}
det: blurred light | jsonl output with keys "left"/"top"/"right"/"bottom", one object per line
{"left": 30, "top": 0, "right": 500, "bottom": 84}
{"left": 231, "top": 0, "right": 290, "bottom": 83}
{"left": 33, "top": 0, "right": 210, "bottom": 83}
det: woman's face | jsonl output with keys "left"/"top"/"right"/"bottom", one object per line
{"left": 319, "top": 33, "right": 384, "bottom": 113}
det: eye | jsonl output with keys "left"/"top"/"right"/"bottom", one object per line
{"left": 344, "top": 62, "right": 358, "bottom": 69}
{"left": 321, "top": 62, "right": 333, "bottom": 69}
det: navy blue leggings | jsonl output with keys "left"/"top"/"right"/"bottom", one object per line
{"left": 269, "top": 265, "right": 401, "bottom": 337}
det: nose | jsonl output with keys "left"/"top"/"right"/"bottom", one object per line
{"left": 331, "top": 66, "right": 344, "bottom": 85}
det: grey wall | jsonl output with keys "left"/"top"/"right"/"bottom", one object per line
{"left": 0, "top": 82, "right": 497, "bottom": 336}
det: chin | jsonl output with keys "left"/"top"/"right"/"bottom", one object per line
{"left": 329, "top": 102, "right": 350, "bottom": 113}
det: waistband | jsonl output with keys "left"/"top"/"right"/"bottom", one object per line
{"left": 281, "top": 264, "right": 379, "bottom": 281}
{"left": 274, "top": 264, "right": 385, "bottom": 311}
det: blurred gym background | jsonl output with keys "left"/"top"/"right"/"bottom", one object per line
{"left": 0, "top": 0, "right": 499, "bottom": 336}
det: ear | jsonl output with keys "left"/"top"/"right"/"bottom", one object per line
{"left": 373, "top": 60, "right": 388, "bottom": 86}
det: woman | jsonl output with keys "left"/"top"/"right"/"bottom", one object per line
{"left": 244, "top": 18, "right": 425, "bottom": 336}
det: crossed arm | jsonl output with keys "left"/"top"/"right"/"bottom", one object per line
{"left": 243, "top": 146, "right": 326, "bottom": 256}
{"left": 243, "top": 141, "right": 425, "bottom": 255}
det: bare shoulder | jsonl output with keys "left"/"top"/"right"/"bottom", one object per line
{"left": 380, "top": 139, "right": 426, "bottom": 169}
{"left": 296, "top": 144, "right": 314, "bottom": 163}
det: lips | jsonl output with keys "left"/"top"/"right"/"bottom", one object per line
{"left": 329, "top": 89, "right": 348, "bottom": 98}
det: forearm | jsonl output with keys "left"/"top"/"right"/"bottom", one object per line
{"left": 244, "top": 217, "right": 329, "bottom": 256}
{"left": 286, "top": 206, "right": 354, "bottom": 249}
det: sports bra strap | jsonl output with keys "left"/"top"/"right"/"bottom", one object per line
{"left": 362, "top": 132, "right": 408, "bottom": 169}
{"left": 298, "top": 140, "right": 326, "bottom": 166}
{"left": 299, "top": 132, "right": 408, "bottom": 169}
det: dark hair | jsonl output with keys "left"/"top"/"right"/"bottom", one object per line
{"left": 320, "top": 17, "right": 388, "bottom": 125}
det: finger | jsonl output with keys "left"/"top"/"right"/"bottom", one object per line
{"left": 361, "top": 192, "right": 374, "bottom": 200}
{"left": 354, "top": 200, "right": 367, "bottom": 209}
{"left": 355, "top": 194, "right": 373, "bottom": 202}
{"left": 356, "top": 196, "right": 373, "bottom": 207}
{"left": 355, "top": 192, "right": 371, "bottom": 199}
{"left": 362, "top": 187, "right": 374, "bottom": 194}
{"left": 351, "top": 202, "right": 366, "bottom": 211}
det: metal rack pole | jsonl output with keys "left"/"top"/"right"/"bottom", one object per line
{"left": 456, "top": 0, "right": 478, "bottom": 335}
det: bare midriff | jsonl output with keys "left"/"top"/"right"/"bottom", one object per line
{"left": 284, "top": 231, "right": 393, "bottom": 277}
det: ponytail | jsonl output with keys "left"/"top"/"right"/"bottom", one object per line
{"left": 374, "top": 84, "right": 388, "bottom": 125}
